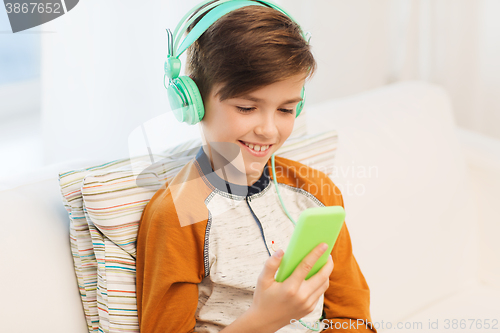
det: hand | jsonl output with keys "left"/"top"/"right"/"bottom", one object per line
{"left": 248, "top": 243, "right": 334, "bottom": 332}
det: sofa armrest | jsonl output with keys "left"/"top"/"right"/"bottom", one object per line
{"left": 456, "top": 126, "right": 500, "bottom": 289}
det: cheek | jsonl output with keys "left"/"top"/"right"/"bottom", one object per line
{"left": 203, "top": 106, "right": 245, "bottom": 142}
{"left": 279, "top": 117, "right": 295, "bottom": 139}
{"left": 218, "top": 107, "right": 255, "bottom": 137}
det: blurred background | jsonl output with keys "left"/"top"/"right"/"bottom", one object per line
{"left": 0, "top": 0, "right": 499, "bottom": 175}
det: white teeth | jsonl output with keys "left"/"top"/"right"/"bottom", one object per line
{"left": 243, "top": 142, "right": 270, "bottom": 152}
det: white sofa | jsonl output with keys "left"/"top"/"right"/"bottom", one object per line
{"left": 1, "top": 81, "right": 499, "bottom": 333}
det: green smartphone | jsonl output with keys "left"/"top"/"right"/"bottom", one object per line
{"left": 275, "top": 206, "right": 345, "bottom": 282}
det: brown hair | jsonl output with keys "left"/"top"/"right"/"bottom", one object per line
{"left": 185, "top": 1, "right": 316, "bottom": 103}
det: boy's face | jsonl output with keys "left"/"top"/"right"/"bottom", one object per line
{"left": 200, "top": 73, "right": 305, "bottom": 185}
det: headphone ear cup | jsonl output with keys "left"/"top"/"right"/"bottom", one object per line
{"left": 167, "top": 79, "right": 188, "bottom": 123}
{"left": 296, "top": 86, "right": 306, "bottom": 118}
{"left": 177, "top": 76, "right": 205, "bottom": 125}
{"left": 166, "top": 76, "right": 205, "bottom": 125}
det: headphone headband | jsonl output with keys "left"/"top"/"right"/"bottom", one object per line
{"left": 170, "top": 0, "right": 308, "bottom": 59}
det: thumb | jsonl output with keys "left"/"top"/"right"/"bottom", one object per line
{"left": 260, "top": 249, "right": 284, "bottom": 282}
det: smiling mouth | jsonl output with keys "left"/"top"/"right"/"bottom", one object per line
{"left": 239, "top": 140, "right": 273, "bottom": 153}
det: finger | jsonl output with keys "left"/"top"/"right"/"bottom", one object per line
{"left": 306, "top": 254, "right": 333, "bottom": 283}
{"left": 286, "top": 243, "right": 329, "bottom": 288}
{"left": 306, "top": 275, "right": 330, "bottom": 312}
{"left": 259, "top": 248, "right": 284, "bottom": 284}
{"left": 317, "top": 254, "right": 334, "bottom": 277}
{"left": 302, "top": 255, "right": 334, "bottom": 298}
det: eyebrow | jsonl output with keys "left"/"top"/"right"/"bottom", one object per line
{"left": 237, "top": 95, "right": 303, "bottom": 105}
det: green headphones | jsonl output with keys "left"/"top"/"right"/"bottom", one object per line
{"left": 164, "top": 0, "right": 310, "bottom": 125}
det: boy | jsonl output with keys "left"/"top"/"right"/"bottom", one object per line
{"left": 136, "top": 1, "right": 376, "bottom": 332}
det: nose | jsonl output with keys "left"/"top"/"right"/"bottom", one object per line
{"left": 254, "top": 109, "right": 279, "bottom": 138}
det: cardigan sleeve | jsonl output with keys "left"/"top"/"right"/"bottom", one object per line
{"left": 135, "top": 184, "right": 210, "bottom": 333}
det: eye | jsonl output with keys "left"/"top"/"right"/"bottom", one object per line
{"left": 236, "top": 106, "right": 294, "bottom": 114}
{"left": 278, "top": 108, "right": 294, "bottom": 114}
{"left": 236, "top": 106, "right": 255, "bottom": 113}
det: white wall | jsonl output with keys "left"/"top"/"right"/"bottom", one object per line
{"left": 282, "top": 0, "right": 393, "bottom": 104}
{"left": 40, "top": 0, "right": 197, "bottom": 165}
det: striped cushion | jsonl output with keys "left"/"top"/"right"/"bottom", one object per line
{"left": 62, "top": 161, "right": 130, "bottom": 332}
{"left": 60, "top": 130, "right": 337, "bottom": 333}
{"left": 59, "top": 139, "right": 201, "bottom": 333}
